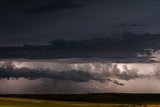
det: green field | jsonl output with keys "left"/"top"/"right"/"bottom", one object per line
{"left": 1, "top": 94, "right": 160, "bottom": 107}
{"left": 0, "top": 97, "right": 160, "bottom": 107}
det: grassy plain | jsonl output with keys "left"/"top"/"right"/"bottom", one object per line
{"left": 1, "top": 94, "right": 160, "bottom": 107}
{"left": 1, "top": 97, "right": 160, "bottom": 107}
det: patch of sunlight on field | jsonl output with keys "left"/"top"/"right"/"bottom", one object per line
{"left": 1, "top": 98, "right": 160, "bottom": 107}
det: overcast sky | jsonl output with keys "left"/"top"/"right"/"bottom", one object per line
{"left": 1, "top": 0, "right": 160, "bottom": 94}
{"left": 1, "top": 0, "right": 160, "bottom": 46}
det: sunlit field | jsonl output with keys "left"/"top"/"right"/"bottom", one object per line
{"left": 1, "top": 97, "right": 160, "bottom": 107}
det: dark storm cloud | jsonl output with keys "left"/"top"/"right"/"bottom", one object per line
{"left": 0, "top": 62, "right": 102, "bottom": 82}
{"left": 1, "top": 0, "right": 160, "bottom": 46}
{"left": 120, "top": 24, "right": 149, "bottom": 27}
{"left": 0, "top": 61, "right": 149, "bottom": 86}
{"left": 0, "top": 0, "right": 84, "bottom": 15}
{"left": 112, "top": 80, "right": 124, "bottom": 86}
{"left": 48, "top": 33, "right": 160, "bottom": 50}
{"left": 25, "top": 0, "right": 84, "bottom": 14}
{"left": 1, "top": 0, "right": 160, "bottom": 94}
{"left": 0, "top": 33, "right": 159, "bottom": 63}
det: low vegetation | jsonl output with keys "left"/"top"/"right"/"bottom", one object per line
{"left": 1, "top": 94, "right": 160, "bottom": 107}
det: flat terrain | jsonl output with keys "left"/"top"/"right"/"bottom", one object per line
{"left": 1, "top": 94, "right": 160, "bottom": 107}
{"left": 1, "top": 97, "right": 160, "bottom": 107}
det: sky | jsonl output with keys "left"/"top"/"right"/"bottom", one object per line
{"left": 1, "top": 0, "right": 160, "bottom": 46}
{"left": 1, "top": 0, "right": 160, "bottom": 94}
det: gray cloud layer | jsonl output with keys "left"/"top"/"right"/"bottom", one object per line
{"left": 0, "top": 33, "right": 159, "bottom": 63}
{"left": 1, "top": 61, "right": 160, "bottom": 94}
{"left": 1, "top": 0, "right": 160, "bottom": 46}
{"left": 25, "top": 0, "right": 84, "bottom": 15}
{"left": 0, "top": 61, "right": 149, "bottom": 86}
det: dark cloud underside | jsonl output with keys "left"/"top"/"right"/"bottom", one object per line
{"left": 1, "top": 0, "right": 160, "bottom": 46}
{"left": 25, "top": 0, "right": 84, "bottom": 14}
{"left": 0, "top": 61, "right": 149, "bottom": 86}
{"left": 0, "top": 33, "right": 158, "bottom": 63}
